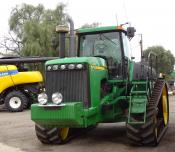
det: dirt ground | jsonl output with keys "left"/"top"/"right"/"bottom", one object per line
{"left": 0, "top": 96, "right": 175, "bottom": 152}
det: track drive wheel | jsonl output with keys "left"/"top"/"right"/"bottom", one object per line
{"left": 161, "top": 85, "right": 169, "bottom": 126}
{"left": 4, "top": 90, "right": 28, "bottom": 112}
{"left": 126, "top": 84, "right": 169, "bottom": 146}
{"left": 35, "top": 124, "right": 74, "bottom": 144}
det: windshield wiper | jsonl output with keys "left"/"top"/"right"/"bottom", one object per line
{"left": 101, "top": 34, "right": 118, "bottom": 46}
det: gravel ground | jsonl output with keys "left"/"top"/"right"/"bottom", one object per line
{"left": 0, "top": 96, "right": 174, "bottom": 152}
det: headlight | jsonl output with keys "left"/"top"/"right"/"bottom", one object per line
{"left": 53, "top": 65, "right": 59, "bottom": 70}
{"left": 60, "top": 64, "right": 66, "bottom": 70}
{"left": 52, "top": 92, "right": 63, "bottom": 104}
{"left": 47, "top": 65, "right": 52, "bottom": 71}
{"left": 38, "top": 93, "right": 48, "bottom": 105}
{"left": 68, "top": 64, "right": 75, "bottom": 69}
{"left": 76, "top": 64, "right": 83, "bottom": 69}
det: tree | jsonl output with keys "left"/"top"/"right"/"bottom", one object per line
{"left": 0, "top": 31, "right": 22, "bottom": 55}
{"left": 143, "top": 46, "right": 175, "bottom": 75}
{"left": 0, "top": 3, "right": 68, "bottom": 57}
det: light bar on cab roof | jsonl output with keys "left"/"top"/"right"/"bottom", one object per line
{"left": 117, "top": 26, "right": 124, "bottom": 30}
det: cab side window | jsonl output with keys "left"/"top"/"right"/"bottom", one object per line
{"left": 122, "top": 33, "right": 131, "bottom": 59}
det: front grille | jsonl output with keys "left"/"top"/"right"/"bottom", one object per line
{"left": 45, "top": 68, "right": 90, "bottom": 107}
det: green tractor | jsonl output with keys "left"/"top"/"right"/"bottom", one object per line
{"left": 31, "top": 19, "right": 169, "bottom": 146}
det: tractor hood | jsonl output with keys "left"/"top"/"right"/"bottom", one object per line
{"left": 46, "top": 57, "right": 106, "bottom": 67}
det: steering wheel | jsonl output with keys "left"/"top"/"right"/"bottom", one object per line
{"left": 94, "top": 55, "right": 108, "bottom": 61}
{"left": 94, "top": 55, "right": 117, "bottom": 68}
{"left": 95, "top": 43, "right": 107, "bottom": 49}
{"left": 94, "top": 55, "right": 120, "bottom": 77}
{"left": 95, "top": 43, "right": 107, "bottom": 54}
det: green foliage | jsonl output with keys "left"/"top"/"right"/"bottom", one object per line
{"left": 143, "top": 46, "right": 175, "bottom": 75}
{"left": 9, "top": 3, "right": 67, "bottom": 57}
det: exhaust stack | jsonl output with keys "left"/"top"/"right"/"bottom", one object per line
{"left": 55, "top": 26, "right": 69, "bottom": 58}
{"left": 67, "top": 16, "right": 75, "bottom": 57}
{"left": 55, "top": 16, "right": 75, "bottom": 58}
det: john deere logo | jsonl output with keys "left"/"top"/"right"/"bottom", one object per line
{"left": 90, "top": 65, "right": 106, "bottom": 70}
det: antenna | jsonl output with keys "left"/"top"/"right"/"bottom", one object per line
{"left": 123, "top": 0, "right": 129, "bottom": 23}
{"left": 115, "top": 14, "right": 119, "bottom": 26}
{"left": 139, "top": 34, "right": 143, "bottom": 60}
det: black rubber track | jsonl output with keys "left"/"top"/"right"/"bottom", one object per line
{"left": 126, "top": 107, "right": 158, "bottom": 146}
{"left": 35, "top": 124, "right": 62, "bottom": 144}
{"left": 126, "top": 79, "right": 169, "bottom": 146}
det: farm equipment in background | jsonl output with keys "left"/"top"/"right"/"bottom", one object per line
{"left": 31, "top": 18, "right": 169, "bottom": 146}
{"left": 0, "top": 56, "right": 57, "bottom": 112}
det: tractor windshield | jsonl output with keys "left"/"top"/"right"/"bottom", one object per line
{"left": 79, "top": 32, "right": 122, "bottom": 62}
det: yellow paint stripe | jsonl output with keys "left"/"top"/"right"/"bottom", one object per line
{"left": 90, "top": 65, "right": 107, "bottom": 70}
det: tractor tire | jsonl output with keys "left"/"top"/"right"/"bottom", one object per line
{"left": 24, "top": 94, "right": 37, "bottom": 109}
{"left": 126, "top": 80, "right": 169, "bottom": 146}
{"left": 35, "top": 124, "right": 73, "bottom": 144}
{"left": 4, "top": 90, "right": 28, "bottom": 112}
{"left": 126, "top": 107, "right": 158, "bottom": 146}
{"left": 35, "top": 124, "right": 96, "bottom": 144}
{"left": 24, "top": 99, "right": 32, "bottom": 109}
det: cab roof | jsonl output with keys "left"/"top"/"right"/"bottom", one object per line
{"left": 77, "top": 26, "right": 126, "bottom": 34}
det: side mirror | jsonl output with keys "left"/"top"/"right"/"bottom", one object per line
{"left": 127, "top": 27, "right": 136, "bottom": 39}
{"left": 131, "top": 57, "right": 135, "bottom": 60}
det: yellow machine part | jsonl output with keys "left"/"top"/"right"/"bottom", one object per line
{"left": 162, "top": 85, "right": 168, "bottom": 125}
{"left": 60, "top": 128, "right": 69, "bottom": 140}
{"left": 0, "top": 65, "right": 43, "bottom": 93}
{"left": 0, "top": 65, "right": 17, "bottom": 72}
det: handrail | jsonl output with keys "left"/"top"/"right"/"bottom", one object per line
{"left": 148, "top": 51, "right": 158, "bottom": 79}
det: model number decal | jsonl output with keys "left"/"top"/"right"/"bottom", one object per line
{"left": 0, "top": 70, "right": 18, "bottom": 77}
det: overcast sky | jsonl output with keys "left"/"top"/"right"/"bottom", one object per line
{"left": 0, "top": 0, "right": 175, "bottom": 60}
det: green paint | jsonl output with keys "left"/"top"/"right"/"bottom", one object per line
{"left": 46, "top": 56, "right": 106, "bottom": 66}
{"left": 31, "top": 102, "right": 99, "bottom": 127}
{"left": 128, "top": 81, "right": 149, "bottom": 124}
{"left": 31, "top": 25, "right": 151, "bottom": 130}
{"left": 31, "top": 102, "right": 84, "bottom": 127}
{"left": 129, "top": 60, "right": 134, "bottom": 81}
{"left": 77, "top": 26, "right": 121, "bottom": 34}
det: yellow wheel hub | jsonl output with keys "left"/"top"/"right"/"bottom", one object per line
{"left": 162, "top": 86, "right": 168, "bottom": 125}
{"left": 60, "top": 128, "right": 69, "bottom": 140}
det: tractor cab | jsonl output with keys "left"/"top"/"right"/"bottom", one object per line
{"left": 77, "top": 26, "right": 135, "bottom": 79}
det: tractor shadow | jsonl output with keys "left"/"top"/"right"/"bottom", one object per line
{"left": 71, "top": 121, "right": 175, "bottom": 148}
{"left": 74, "top": 123, "right": 128, "bottom": 145}
{"left": 0, "top": 104, "right": 7, "bottom": 112}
